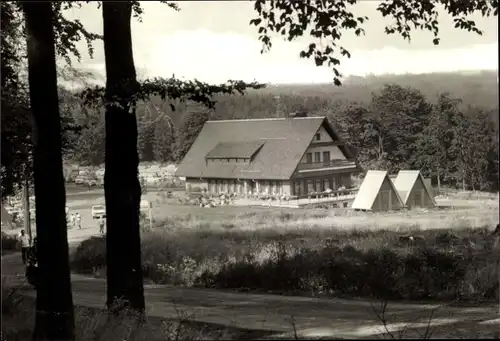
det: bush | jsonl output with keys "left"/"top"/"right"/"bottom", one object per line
{"left": 1, "top": 232, "right": 19, "bottom": 253}
{"left": 71, "top": 221, "right": 500, "bottom": 303}
{"left": 71, "top": 236, "right": 106, "bottom": 274}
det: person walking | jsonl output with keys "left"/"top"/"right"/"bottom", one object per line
{"left": 18, "top": 229, "right": 31, "bottom": 265}
{"left": 98, "top": 216, "right": 105, "bottom": 234}
{"left": 69, "top": 213, "right": 75, "bottom": 227}
{"left": 75, "top": 213, "right": 82, "bottom": 230}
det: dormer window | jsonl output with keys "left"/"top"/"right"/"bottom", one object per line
{"left": 205, "top": 140, "right": 265, "bottom": 163}
{"left": 315, "top": 133, "right": 320, "bottom": 141}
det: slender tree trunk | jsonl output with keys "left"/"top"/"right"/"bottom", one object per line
{"left": 23, "top": 171, "right": 31, "bottom": 241}
{"left": 102, "top": 2, "right": 145, "bottom": 313}
{"left": 437, "top": 169, "right": 441, "bottom": 194}
{"left": 22, "top": 2, "right": 75, "bottom": 340}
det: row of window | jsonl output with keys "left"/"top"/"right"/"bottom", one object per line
{"left": 206, "top": 158, "right": 250, "bottom": 163}
{"left": 292, "top": 175, "right": 351, "bottom": 196}
{"left": 207, "top": 179, "right": 284, "bottom": 194}
{"left": 305, "top": 151, "right": 331, "bottom": 164}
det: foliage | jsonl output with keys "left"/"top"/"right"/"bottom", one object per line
{"left": 80, "top": 78, "right": 266, "bottom": 111}
{"left": 250, "top": 0, "right": 498, "bottom": 84}
{"left": 175, "top": 105, "right": 212, "bottom": 161}
{"left": 72, "top": 117, "right": 106, "bottom": 166}
{"left": 72, "top": 217, "right": 500, "bottom": 302}
{"left": 153, "top": 116, "right": 177, "bottom": 163}
{"left": 137, "top": 116, "right": 156, "bottom": 162}
{"left": 1, "top": 232, "right": 19, "bottom": 253}
{"left": 69, "top": 77, "right": 500, "bottom": 191}
{"left": 0, "top": 1, "right": 100, "bottom": 199}
{"left": 1, "top": 1, "right": 32, "bottom": 198}
{"left": 370, "top": 84, "right": 432, "bottom": 172}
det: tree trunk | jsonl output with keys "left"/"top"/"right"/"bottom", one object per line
{"left": 102, "top": 2, "right": 145, "bottom": 313}
{"left": 437, "top": 169, "right": 441, "bottom": 195}
{"left": 22, "top": 2, "right": 75, "bottom": 340}
{"left": 23, "top": 171, "right": 31, "bottom": 241}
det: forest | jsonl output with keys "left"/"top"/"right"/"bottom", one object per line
{"left": 60, "top": 70, "right": 499, "bottom": 192}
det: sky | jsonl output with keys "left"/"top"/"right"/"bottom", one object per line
{"left": 63, "top": 1, "right": 499, "bottom": 86}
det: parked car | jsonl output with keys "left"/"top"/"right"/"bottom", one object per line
{"left": 91, "top": 205, "right": 106, "bottom": 219}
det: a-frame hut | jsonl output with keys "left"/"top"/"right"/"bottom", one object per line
{"left": 393, "top": 170, "right": 436, "bottom": 209}
{"left": 351, "top": 170, "right": 404, "bottom": 212}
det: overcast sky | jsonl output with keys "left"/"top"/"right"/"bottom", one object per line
{"left": 64, "top": 1, "right": 498, "bottom": 85}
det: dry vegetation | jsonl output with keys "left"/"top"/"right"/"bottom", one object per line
{"left": 71, "top": 198, "right": 499, "bottom": 303}
{"left": 2, "top": 196, "right": 499, "bottom": 340}
{"left": 0, "top": 279, "right": 270, "bottom": 341}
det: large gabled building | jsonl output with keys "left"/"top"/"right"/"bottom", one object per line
{"left": 175, "top": 114, "right": 363, "bottom": 196}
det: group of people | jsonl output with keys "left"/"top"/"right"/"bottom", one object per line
{"left": 68, "top": 212, "right": 82, "bottom": 229}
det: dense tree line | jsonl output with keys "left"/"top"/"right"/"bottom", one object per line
{"left": 67, "top": 80, "right": 499, "bottom": 192}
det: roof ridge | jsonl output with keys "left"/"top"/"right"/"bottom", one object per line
{"left": 206, "top": 116, "right": 325, "bottom": 123}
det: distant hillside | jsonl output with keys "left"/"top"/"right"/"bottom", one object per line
{"left": 152, "top": 70, "right": 498, "bottom": 127}
{"left": 66, "top": 70, "right": 498, "bottom": 128}
{"left": 254, "top": 70, "right": 499, "bottom": 108}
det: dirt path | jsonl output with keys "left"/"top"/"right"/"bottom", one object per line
{"left": 2, "top": 253, "right": 498, "bottom": 339}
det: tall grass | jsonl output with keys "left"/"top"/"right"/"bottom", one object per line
{"left": 72, "top": 209, "right": 500, "bottom": 302}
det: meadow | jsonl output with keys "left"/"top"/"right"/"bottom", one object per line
{"left": 2, "top": 194, "right": 499, "bottom": 340}
{"left": 72, "top": 197, "right": 500, "bottom": 303}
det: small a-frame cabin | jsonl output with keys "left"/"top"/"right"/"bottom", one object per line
{"left": 351, "top": 170, "right": 404, "bottom": 212}
{"left": 393, "top": 170, "right": 436, "bottom": 209}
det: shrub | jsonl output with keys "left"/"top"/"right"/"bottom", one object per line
{"left": 71, "top": 236, "right": 106, "bottom": 274}
{"left": 71, "top": 219, "right": 500, "bottom": 303}
{"left": 1, "top": 232, "right": 19, "bottom": 253}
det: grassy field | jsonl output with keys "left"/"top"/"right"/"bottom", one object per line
{"left": 71, "top": 197, "right": 500, "bottom": 303}
{"left": 3, "top": 195, "right": 499, "bottom": 339}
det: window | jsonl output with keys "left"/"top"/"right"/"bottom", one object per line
{"left": 307, "top": 180, "right": 314, "bottom": 193}
{"left": 323, "top": 151, "right": 330, "bottom": 165}
{"left": 324, "top": 179, "right": 331, "bottom": 191}
{"left": 341, "top": 175, "right": 351, "bottom": 188}
{"left": 315, "top": 179, "right": 321, "bottom": 192}
{"left": 314, "top": 152, "right": 321, "bottom": 163}
{"left": 306, "top": 153, "right": 313, "bottom": 164}
{"left": 315, "top": 133, "right": 320, "bottom": 141}
{"left": 294, "top": 181, "right": 300, "bottom": 196}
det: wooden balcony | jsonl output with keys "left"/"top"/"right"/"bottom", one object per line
{"left": 297, "top": 159, "right": 358, "bottom": 172}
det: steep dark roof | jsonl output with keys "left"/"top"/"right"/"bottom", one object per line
{"left": 205, "top": 141, "right": 264, "bottom": 159}
{"left": 176, "top": 117, "right": 356, "bottom": 180}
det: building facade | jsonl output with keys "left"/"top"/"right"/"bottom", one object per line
{"left": 176, "top": 114, "right": 363, "bottom": 196}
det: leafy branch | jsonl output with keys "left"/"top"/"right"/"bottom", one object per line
{"left": 250, "top": 0, "right": 498, "bottom": 85}
{"left": 79, "top": 77, "right": 266, "bottom": 110}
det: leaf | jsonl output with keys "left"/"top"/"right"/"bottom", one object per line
{"left": 249, "top": 18, "right": 262, "bottom": 26}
